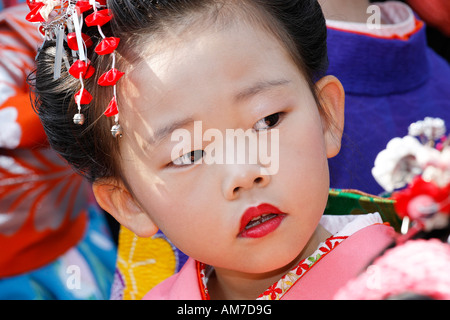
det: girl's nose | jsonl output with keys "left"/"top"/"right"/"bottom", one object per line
{"left": 222, "top": 164, "right": 271, "bottom": 200}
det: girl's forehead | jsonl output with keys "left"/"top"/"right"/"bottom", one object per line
{"left": 124, "top": 19, "right": 298, "bottom": 104}
{"left": 124, "top": 3, "right": 298, "bottom": 76}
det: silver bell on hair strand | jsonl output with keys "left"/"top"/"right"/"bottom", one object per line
{"left": 111, "top": 124, "right": 123, "bottom": 138}
{"left": 73, "top": 113, "right": 85, "bottom": 125}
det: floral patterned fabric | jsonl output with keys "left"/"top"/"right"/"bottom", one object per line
{"left": 0, "top": 4, "right": 99, "bottom": 278}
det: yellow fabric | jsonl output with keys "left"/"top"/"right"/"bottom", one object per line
{"left": 116, "top": 227, "right": 177, "bottom": 300}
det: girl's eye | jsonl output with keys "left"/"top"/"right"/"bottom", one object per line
{"left": 253, "top": 112, "right": 285, "bottom": 131}
{"left": 171, "top": 150, "right": 205, "bottom": 166}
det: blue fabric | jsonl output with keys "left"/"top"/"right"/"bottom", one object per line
{"left": 0, "top": 206, "right": 117, "bottom": 300}
{"left": 327, "top": 22, "right": 450, "bottom": 195}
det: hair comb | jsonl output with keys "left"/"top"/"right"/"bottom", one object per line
{"left": 26, "top": 0, "right": 124, "bottom": 138}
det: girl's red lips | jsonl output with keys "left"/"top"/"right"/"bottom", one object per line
{"left": 238, "top": 203, "right": 285, "bottom": 238}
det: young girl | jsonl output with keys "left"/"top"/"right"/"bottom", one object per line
{"left": 31, "top": 0, "right": 394, "bottom": 299}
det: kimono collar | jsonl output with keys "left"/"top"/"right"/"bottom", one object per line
{"left": 326, "top": 1, "right": 416, "bottom": 39}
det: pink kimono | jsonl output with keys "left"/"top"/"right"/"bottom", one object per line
{"left": 144, "top": 214, "right": 395, "bottom": 300}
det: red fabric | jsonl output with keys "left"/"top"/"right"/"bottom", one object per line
{"left": 407, "top": 0, "right": 450, "bottom": 36}
{"left": 0, "top": 5, "right": 88, "bottom": 277}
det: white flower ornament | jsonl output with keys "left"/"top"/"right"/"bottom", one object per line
{"left": 409, "top": 117, "right": 446, "bottom": 143}
{"left": 372, "top": 135, "right": 424, "bottom": 192}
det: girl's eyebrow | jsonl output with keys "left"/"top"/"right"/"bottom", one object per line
{"left": 148, "top": 117, "right": 195, "bottom": 147}
{"left": 234, "top": 79, "right": 291, "bottom": 102}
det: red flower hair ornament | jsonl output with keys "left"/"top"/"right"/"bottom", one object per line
{"left": 104, "top": 96, "right": 119, "bottom": 117}
{"left": 85, "top": 9, "right": 113, "bottom": 27}
{"left": 95, "top": 37, "right": 120, "bottom": 55}
{"left": 25, "top": 2, "right": 45, "bottom": 22}
{"left": 98, "top": 68, "right": 125, "bottom": 86}
{"left": 26, "top": 0, "right": 124, "bottom": 138}
{"left": 67, "top": 32, "right": 93, "bottom": 51}
{"left": 74, "top": 88, "right": 93, "bottom": 105}
{"left": 75, "top": 0, "right": 92, "bottom": 14}
{"left": 69, "top": 60, "right": 95, "bottom": 79}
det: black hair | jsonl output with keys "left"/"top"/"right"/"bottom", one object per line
{"left": 30, "top": 0, "right": 329, "bottom": 183}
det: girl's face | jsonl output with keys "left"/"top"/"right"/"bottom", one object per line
{"left": 96, "top": 19, "right": 344, "bottom": 275}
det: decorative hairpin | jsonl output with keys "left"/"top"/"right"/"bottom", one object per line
{"left": 26, "top": 0, "right": 124, "bottom": 138}
{"left": 372, "top": 117, "right": 450, "bottom": 241}
{"left": 335, "top": 118, "right": 450, "bottom": 300}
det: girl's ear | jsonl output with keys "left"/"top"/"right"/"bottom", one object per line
{"left": 315, "top": 75, "right": 345, "bottom": 159}
{"left": 92, "top": 179, "right": 159, "bottom": 238}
